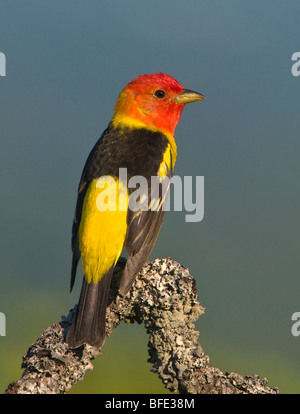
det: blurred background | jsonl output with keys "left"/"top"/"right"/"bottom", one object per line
{"left": 0, "top": 0, "right": 299, "bottom": 393}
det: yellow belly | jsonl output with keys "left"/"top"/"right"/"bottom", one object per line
{"left": 79, "top": 177, "right": 128, "bottom": 284}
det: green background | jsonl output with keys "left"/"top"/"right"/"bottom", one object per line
{"left": 1, "top": 0, "right": 300, "bottom": 393}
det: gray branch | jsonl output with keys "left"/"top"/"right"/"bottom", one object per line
{"left": 5, "top": 257, "right": 279, "bottom": 394}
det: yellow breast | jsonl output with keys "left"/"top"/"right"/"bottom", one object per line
{"left": 79, "top": 177, "right": 128, "bottom": 284}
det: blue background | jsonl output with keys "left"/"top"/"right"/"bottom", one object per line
{"left": 0, "top": 1, "right": 300, "bottom": 393}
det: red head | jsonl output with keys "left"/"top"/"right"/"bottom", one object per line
{"left": 112, "top": 73, "right": 205, "bottom": 136}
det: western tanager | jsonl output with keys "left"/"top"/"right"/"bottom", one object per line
{"left": 66, "top": 73, "right": 205, "bottom": 348}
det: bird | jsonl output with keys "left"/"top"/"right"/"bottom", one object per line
{"left": 66, "top": 72, "right": 205, "bottom": 348}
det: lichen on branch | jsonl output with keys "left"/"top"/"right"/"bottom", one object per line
{"left": 5, "top": 258, "right": 278, "bottom": 395}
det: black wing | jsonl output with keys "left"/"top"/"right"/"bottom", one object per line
{"left": 119, "top": 159, "right": 173, "bottom": 295}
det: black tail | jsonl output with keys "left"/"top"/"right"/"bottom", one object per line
{"left": 66, "top": 268, "right": 113, "bottom": 348}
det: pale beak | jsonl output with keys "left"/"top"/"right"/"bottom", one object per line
{"left": 175, "top": 89, "right": 206, "bottom": 104}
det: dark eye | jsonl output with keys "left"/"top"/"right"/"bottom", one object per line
{"left": 154, "top": 89, "right": 166, "bottom": 99}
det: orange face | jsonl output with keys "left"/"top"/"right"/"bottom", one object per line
{"left": 113, "top": 73, "right": 186, "bottom": 135}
